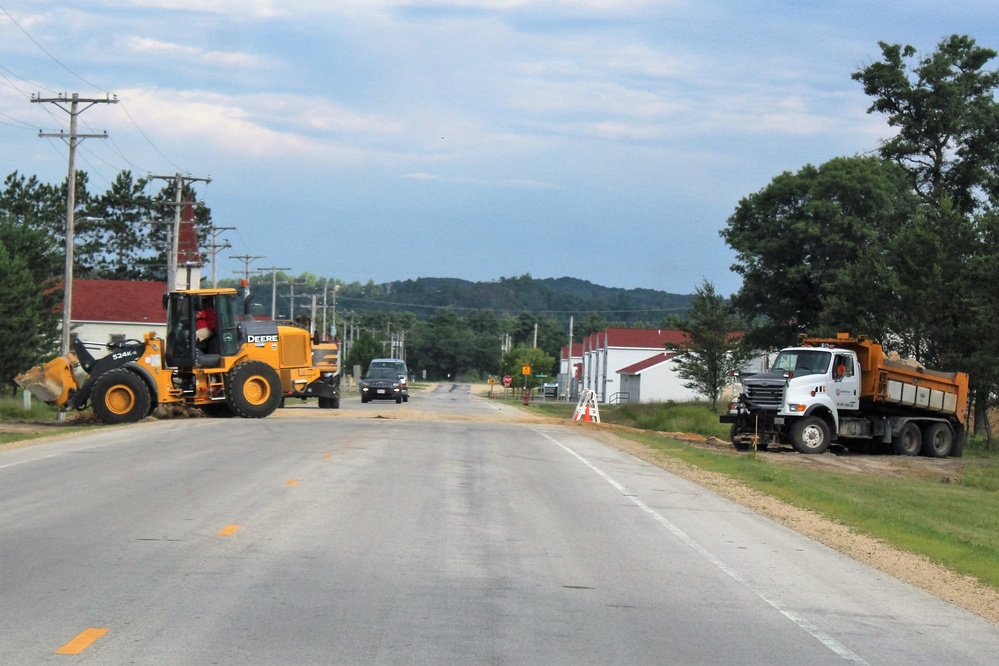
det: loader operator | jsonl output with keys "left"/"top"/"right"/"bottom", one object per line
{"left": 196, "top": 305, "right": 216, "bottom": 351}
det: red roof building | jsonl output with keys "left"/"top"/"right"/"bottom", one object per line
{"left": 72, "top": 279, "right": 168, "bottom": 325}
{"left": 574, "top": 328, "right": 697, "bottom": 404}
{"left": 69, "top": 280, "right": 168, "bottom": 353}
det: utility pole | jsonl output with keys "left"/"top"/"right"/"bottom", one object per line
{"left": 258, "top": 266, "right": 289, "bottom": 319}
{"left": 32, "top": 93, "right": 118, "bottom": 359}
{"left": 204, "top": 225, "right": 235, "bottom": 287}
{"left": 149, "top": 173, "right": 211, "bottom": 291}
{"left": 230, "top": 254, "right": 264, "bottom": 284}
{"left": 566, "top": 316, "right": 574, "bottom": 402}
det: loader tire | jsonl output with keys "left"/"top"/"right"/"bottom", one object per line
{"left": 225, "top": 361, "right": 282, "bottom": 419}
{"left": 92, "top": 368, "right": 152, "bottom": 425}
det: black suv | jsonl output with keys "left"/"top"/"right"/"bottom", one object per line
{"left": 366, "top": 358, "right": 409, "bottom": 402}
{"left": 360, "top": 367, "right": 403, "bottom": 403}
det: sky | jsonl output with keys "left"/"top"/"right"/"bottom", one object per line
{"left": 2, "top": 1, "right": 998, "bottom": 298}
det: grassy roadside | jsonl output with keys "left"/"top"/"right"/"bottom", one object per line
{"left": 522, "top": 396, "right": 999, "bottom": 592}
{"left": 0, "top": 397, "right": 97, "bottom": 445}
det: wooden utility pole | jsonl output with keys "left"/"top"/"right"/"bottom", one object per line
{"left": 32, "top": 93, "right": 118, "bottom": 358}
{"left": 257, "top": 266, "right": 290, "bottom": 319}
{"left": 149, "top": 173, "right": 211, "bottom": 291}
{"left": 231, "top": 255, "right": 265, "bottom": 284}
{"left": 203, "top": 225, "right": 236, "bottom": 287}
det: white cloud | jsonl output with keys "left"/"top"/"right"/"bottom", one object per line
{"left": 126, "top": 37, "right": 269, "bottom": 69}
{"left": 114, "top": 0, "right": 282, "bottom": 19}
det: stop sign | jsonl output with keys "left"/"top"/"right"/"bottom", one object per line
{"left": 502, "top": 375, "right": 512, "bottom": 387}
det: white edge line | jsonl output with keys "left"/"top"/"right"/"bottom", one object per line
{"left": 536, "top": 429, "right": 869, "bottom": 665}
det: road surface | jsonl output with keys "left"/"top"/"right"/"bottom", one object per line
{"left": 2, "top": 384, "right": 998, "bottom": 664}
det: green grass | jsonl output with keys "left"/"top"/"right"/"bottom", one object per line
{"left": 625, "top": 429, "right": 999, "bottom": 589}
{"left": 0, "top": 396, "right": 60, "bottom": 422}
{"left": 528, "top": 398, "right": 731, "bottom": 439}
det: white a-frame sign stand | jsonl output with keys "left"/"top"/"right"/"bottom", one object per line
{"left": 573, "top": 389, "right": 600, "bottom": 423}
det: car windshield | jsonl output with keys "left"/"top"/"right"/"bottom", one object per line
{"left": 371, "top": 361, "right": 404, "bottom": 374}
{"left": 772, "top": 349, "right": 831, "bottom": 377}
{"left": 365, "top": 368, "right": 397, "bottom": 380}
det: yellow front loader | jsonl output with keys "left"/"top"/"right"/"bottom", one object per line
{"left": 16, "top": 287, "right": 341, "bottom": 424}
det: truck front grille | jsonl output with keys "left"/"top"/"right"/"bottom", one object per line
{"left": 745, "top": 382, "right": 784, "bottom": 409}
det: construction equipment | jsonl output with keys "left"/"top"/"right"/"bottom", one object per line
{"left": 15, "top": 286, "right": 341, "bottom": 424}
{"left": 721, "top": 333, "right": 968, "bottom": 456}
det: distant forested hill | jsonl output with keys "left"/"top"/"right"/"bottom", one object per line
{"left": 338, "top": 274, "right": 693, "bottom": 326}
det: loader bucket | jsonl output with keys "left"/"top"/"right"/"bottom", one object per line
{"left": 14, "top": 353, "right": 80, "bottom": 407}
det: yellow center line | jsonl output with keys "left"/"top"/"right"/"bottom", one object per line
{"left": 286, "top": 479, "right": 299, "bottom": 486}
{"left": 322, "top": 454, "right": 333, "bottom": 459}
{"left": 55, "top": 627, "right": 109, "bottom": 654}
{"left": 217, "top": 524, "right": 241, "bottom": 536}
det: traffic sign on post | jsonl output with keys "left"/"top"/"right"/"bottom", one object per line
{"left": 503, "top": 375, "right": 512, "bottom": 387}
{"left": 522, "top": 365, "right": 531, "bottom": 376}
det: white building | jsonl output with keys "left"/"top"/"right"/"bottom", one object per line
{"left": 568, "top": 328, "right": 701, "bottom": 404}
{"left": 617, "top": 352, "right": 700, "bottom": 404}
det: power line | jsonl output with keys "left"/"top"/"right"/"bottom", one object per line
{"left": 0, "top": 4, "right": 106, "bottom": 92}
{"left": 1, "top": 4, "right": 186, "bottom": 177}
{"left": 204, "top": 225, "right": 236, "bottom": 287}
{"left": 149, "top": 173, "right": 212, "bottom": 291}
{"left": 117, "top": 100, "right": 183, "bottom": 172}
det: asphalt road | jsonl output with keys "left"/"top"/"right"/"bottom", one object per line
{"left": 3, "top": 385, "right": 999, "bottom": 664}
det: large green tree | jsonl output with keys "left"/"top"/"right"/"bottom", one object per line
{"left": 665, "top": 281, "right": 753, "bottom": 410}
{"left": 498, "top": 344, "right": 554, "bottom": 392}
{"left": 0, "top": 214, "right": 62, "bottom": 392}
{"left": 78, "top": 171, "right": 156, "bottom": 280}
{"left": 721, "top": 155, "right": 915, "bottom": 348}
{"left": 854, "top": 34, "right": 999, "bottom": 433}
{"left": 853, "top": 35, "right": 999, "bottom": 214}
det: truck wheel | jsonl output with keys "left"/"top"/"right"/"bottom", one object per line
{"left": 318, "top": 396, "right": 340, "bottom": 409}
{"left": 790, "top": 416, "right": 831, "bottom": 454}
{"left": 922, "top": 423, "right": 953, "bottom": 458}
{"left": 225, "top": 361, "right": 282, "bottom": 419}
{"left": 92, "top": 368, "right": 152, "bottom": 425}
{"left": 892, "top": 422, "right": 922, "bottom": 456}
{"left": 730, "top": 425, "right": 753, "bottom": 451}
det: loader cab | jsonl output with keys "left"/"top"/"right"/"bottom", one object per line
{"left": 164, "top": 290, "right": 242, "bottom": 368}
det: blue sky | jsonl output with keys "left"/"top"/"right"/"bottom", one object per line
{"left": 2, "top": 1, "right": 998, "bottom": 297}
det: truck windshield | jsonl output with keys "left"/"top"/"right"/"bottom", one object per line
{"left": 772, "top": 349, "right": 831, "bottom": 377}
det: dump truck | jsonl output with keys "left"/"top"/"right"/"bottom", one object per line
{"left": 720, "top": 333, "right": 969, "bottom": 456}
{"left": 15, "top": 286, "right": 341, "bottom": 424}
